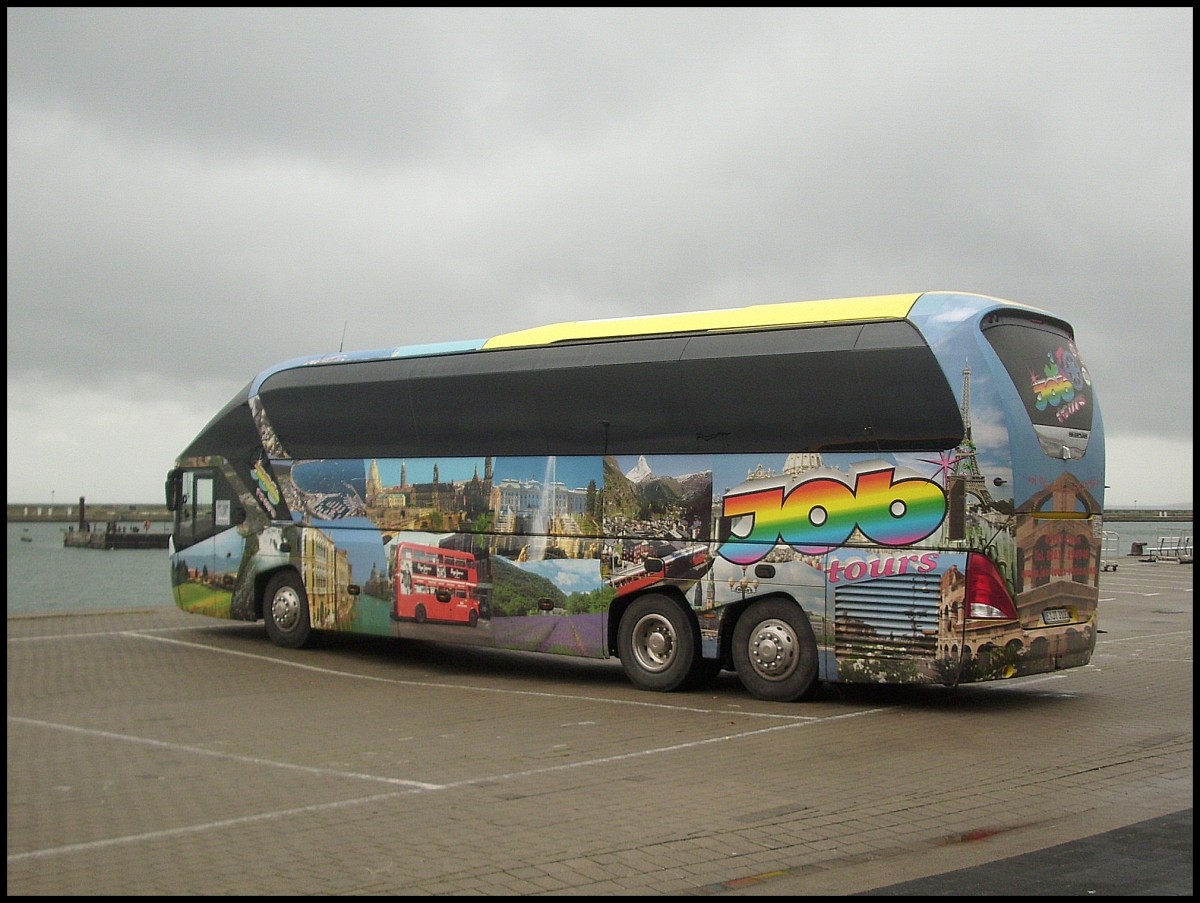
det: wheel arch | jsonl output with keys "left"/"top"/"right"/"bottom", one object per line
{"left": 713, "top": 592, "right": 801, "bottom": 668}
{"left": 253, "top": 564, "right": 301, "bottom": 622}
{"left": 607, "top": 585, "right": 700, "bottom": 659}
{"left": 729, "top": 591, "right": 821, "bottom": 701}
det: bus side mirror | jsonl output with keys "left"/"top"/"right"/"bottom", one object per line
{"left": 644, "top": 557, "right": 665, "bottom": 574}
{"left": 435, "top": 589, "right": 452, "bottom": 604}
{"left": 165, "top": 469, "right": 181, "bottom": 512}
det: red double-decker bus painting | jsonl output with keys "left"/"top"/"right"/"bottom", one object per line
{"left": 394, "top": 542, "right": 481, "bottom": 627}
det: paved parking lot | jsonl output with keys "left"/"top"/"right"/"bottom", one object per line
{"left": 7, "top": 558, "right": 1192, "bottom": 895}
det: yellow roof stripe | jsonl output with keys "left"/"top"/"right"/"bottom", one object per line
{"left": 483, "top": 293, "right": 922, "bottom": 349}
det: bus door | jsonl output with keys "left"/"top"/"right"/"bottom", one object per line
{"left": 171, "top": 469, "right": 213, "bottom": 549}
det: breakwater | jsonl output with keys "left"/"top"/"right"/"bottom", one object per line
{"left": 8, "top": 502, "right": 172, "bottom": 523}
{"left": 1101, "top": 509, "right": 1192, "bottom": 522}
{"left": 62, "top": 524, "right": 171, "bottom": 549}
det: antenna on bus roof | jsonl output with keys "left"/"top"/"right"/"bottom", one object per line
{"left": 339, "top": 320, "right": 348, "bottom": 352}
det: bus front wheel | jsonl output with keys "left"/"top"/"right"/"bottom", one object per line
{"left": 732, "top": 597, "right": 818, "bottom": 702}
{"left": 264, "top": 572, "right": 313, "bottom": 649}
{"left": 617, "top": 594, "right": 698, "bottom": 692}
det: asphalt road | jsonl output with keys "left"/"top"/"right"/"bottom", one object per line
{"left": 7, "top": 557, "right": 1191, "bottom": 895}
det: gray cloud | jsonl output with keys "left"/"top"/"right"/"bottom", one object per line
{"left": 6, "top": 8, "right": 1192, "bottom": 505}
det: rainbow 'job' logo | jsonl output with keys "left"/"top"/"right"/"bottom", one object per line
{"left": 717, "top": 463, "right": 947, "bottom": 564}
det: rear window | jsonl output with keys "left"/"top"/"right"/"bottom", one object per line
{"left": 982, "top": 314, "right": 1093, "bottom": 433}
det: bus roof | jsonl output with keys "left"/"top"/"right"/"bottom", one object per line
{"left": 184, "top": 292, "right": 1012, "bottom": 461}
{"left": 247, "top": 293, "right": 923, "bottom": 396}
{"left": 481, "top": 293, "right": 922, "bottom": 349}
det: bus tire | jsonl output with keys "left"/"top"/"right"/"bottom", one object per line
{"left": 617, "top": 594, "right": 697, "bottom": 692}
{"left": 732, "top": 597, "right": 818, "bottom": 702}
{"left": 414, "top": 604, "right": 427, "bottom": 624}
{"left": 468, "top": 610, "right": 479, "bottom": 628}
{"left": 264, "top": 572, "right": 313, "bottom": 649}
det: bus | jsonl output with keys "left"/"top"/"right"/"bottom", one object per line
{"left": 609, "top": 543, "right": 710, "bottom": 598}
{"left": 165, "top": 291, "right": 1104, "bottom": 701}
{"left": 393, "top": 541, "right": 482, "bottom": 626}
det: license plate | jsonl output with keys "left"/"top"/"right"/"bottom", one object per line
{"left": 1042, "top": 608, "right": 1071, "bottom": 625}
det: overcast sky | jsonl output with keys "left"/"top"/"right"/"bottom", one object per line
{"left": 7, "top": 8, "right": 1193, "bottom": 509}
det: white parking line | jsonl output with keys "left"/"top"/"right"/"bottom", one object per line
{"left": 8, "top": 697, "right": 881, "bottom": 864}
{"left": 132, "top": 630, "right": 821, "bottom": 721}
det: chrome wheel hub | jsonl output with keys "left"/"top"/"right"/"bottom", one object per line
{"left": 747, "top": 619, "right": 798, "bottom": 680}
{"left": 633, "top": 614, "right": 675, "bottom": 672}
{"left": 271, "top": 588, "right": 300, "bottom": 632}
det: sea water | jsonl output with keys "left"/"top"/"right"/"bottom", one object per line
{"left": 6, "top": 518, "right": 1192, "bottom": 617}
{"left": 7, "top": 521, "right": 174, "bottom": 616}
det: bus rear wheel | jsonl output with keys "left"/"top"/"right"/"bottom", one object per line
{"left": 617, "top": 594, "right": 698, "bottom": 692}
{"left": 732, "top": 597, "right": 818, "bottom": 702}
{"left": 264, "top": 572, "right": 313, "bottom": 649}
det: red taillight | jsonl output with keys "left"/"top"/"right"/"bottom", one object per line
{"left": 964, "top": 552, "right": 1019, "bottom": 620}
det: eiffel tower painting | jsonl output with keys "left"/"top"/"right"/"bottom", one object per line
{"left": 951, "top": 360, "right": 994, "bottom": 508}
